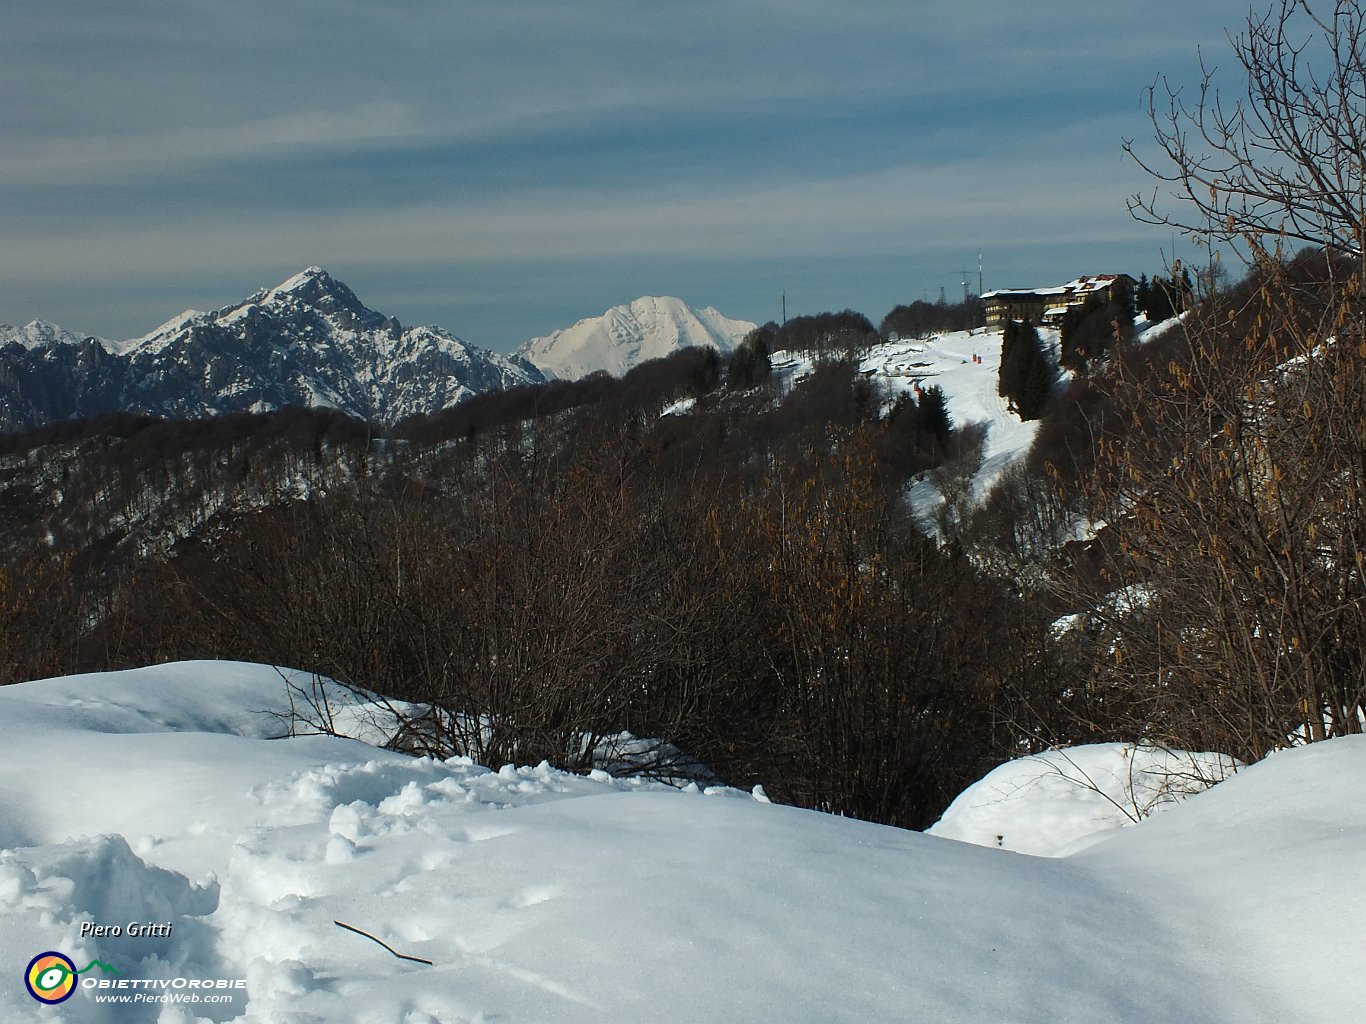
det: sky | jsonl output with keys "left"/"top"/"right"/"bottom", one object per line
{"left": 2, "top": 1, "right": 1238, "bottom": 352}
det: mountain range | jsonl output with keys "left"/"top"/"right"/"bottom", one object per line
{"left": 0, "top": 268, "right": 543, "bottom": 432}
{"left": 0, "top": 271, "right": 755, "bottom": 433}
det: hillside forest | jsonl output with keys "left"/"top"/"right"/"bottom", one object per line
{"left": 1, "top": 245, "right": 1361, "bottom": 831}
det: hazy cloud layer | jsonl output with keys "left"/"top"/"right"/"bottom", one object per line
{"left": 3, "top": 2, "right": 1232, "bottom": 348}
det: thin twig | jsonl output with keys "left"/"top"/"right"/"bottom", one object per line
{"left": 334, "top": 920, "right": 434, "bottom": 966}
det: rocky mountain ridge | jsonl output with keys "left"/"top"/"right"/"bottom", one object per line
{"left": 0, "top": 268, "right": 543, "bottom": 431}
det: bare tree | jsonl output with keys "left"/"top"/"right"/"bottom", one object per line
{"left": 1125, "top": 0, "right": 1366, "bottom": 273}
{"left": 1107, "top": 2, "right": 1366, "bottom": 758}
{"left": 1058, "top": 253, "right": 1366, "bottom": 760}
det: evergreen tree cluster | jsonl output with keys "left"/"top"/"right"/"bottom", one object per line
{"left": 997, "top": 320, "right": 1054, "bottom": 421}
{"left": 1058, "top": 288, "right": 1135, "bottom": 372}
{"left": 727, "top": 326, "right": 774, "bottom": 390}
{"left": 1134, "top": 269, "right": 1194, "bottom": 323}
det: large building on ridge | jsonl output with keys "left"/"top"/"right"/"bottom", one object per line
{"left": 982, "top": 274, "right": 1136, "bottom": 330}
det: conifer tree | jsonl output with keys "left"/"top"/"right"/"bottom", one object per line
{"left": 727, "top": 327, "right": 774, "bottom": 390}
{"left": 998, "top": 319, "right": 1021, "bottom": 398}
{"left": 1059, "top": 295, "right": 1102, "bottom": 371}
{"left": 1015, "top": 330, "right": 1054, "bottom": 420}
{"left": 917, "top": 384, "right": 952, "bottom": 442}
{"left": 998, "top": 321, "right": 1053, "bottom": 420}
{"left": 1142, "top": 273, "right": 1177, "bottom": 322}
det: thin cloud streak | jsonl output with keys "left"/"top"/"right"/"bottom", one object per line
{"left": 0, "top": 143, "right": 1153, "bottom": 281}
{"left": 1, "top": 2, "right": 1234, "bottom": 345}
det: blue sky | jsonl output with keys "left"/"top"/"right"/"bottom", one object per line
{"left": 2, "top": 1, "right": 1237, "bottom": 352}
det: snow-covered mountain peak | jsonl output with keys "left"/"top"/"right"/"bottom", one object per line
{"left": 517, "top": 296, "right": 756, "bottom": 380}
{"left": 0, "top": 319, "right": 111, "bottom": 351}
{"left": 274, "top": 265, "right": 329, "bottom": 293}
{"left": 0, "top": 270, "right": 544, "bottom": 430}
{"left": 259, "top": 266, "right": 373, "bottom": 320}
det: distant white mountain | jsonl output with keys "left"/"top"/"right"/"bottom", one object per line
{"left": 517, "top": 296, "right": 756, "bottom": 380}
{"left": 0, "top": 319, "right": 114, "bottom": 352}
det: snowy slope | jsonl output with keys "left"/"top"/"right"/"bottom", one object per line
{"left": 770, "top": 326, "right": 1047, "bottom": 517}
{"left": 517, "top": 296, "right": 755, "bottom": 380}
{"left": 1, "top": 661, "right": 1363, "bottom": 1023}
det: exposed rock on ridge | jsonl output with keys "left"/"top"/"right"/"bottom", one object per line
{"left": 0, "top": 268, "right": 544, "bottom": 432}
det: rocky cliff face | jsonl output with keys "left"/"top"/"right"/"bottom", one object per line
{"left": 0, "top": 268, "right": 543, "bottom": 432}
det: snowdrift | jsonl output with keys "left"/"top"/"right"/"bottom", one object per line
{"left": 0, "top": 662, "right": 1361, "bottom": 1023}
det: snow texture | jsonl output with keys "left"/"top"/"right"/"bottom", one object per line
{"left": 1, "top": 661, "right": 1362, "bottom": 1023}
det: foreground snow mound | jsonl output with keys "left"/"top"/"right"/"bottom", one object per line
{"left": 1076, "top": 737, "right": 1366, "bottom": 1024}
{"left": 927, "top": 742, "right": 1240, "bottom": 855}
{"left": 0, "top": 662, "right": 1362, "bottom": 1023}
{"left": 0, "top": 836, "right": 233, "bottom": 1023}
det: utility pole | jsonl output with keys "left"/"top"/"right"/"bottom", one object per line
{"left": 781, "top": 290, "right": 786, "bottom": 325}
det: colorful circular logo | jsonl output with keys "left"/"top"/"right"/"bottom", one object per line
{"left": 25, "top": 952, "right": 78, "bottom": 1004}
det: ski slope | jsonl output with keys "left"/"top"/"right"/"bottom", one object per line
{"left": 771, "top": 326, "right": 1048, "bottom": 521}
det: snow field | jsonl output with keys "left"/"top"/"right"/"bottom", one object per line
{"left": 0, "top": 662, "right": 1362, "bottom": 1022}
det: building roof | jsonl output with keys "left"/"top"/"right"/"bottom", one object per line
{"left": 982, "top": 274, "right": 1133, "bottom": 303}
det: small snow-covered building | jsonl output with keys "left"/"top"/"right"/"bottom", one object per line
{"left": 982, "top": 274, "right": 1135, "bottom": 330}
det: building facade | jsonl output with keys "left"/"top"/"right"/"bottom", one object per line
{"left": 982, "top": 275, "right": 1136, "bottom": 330}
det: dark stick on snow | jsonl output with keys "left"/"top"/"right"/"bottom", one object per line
{"left": 334, "top": 919, "right": 435, "bottom": 966}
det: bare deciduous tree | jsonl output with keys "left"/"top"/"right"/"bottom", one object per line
{"left": 1102, "top": 1, "right": 1366, "bottom": 757}
{"left": 1126, "top": 0, "right": 1366, "bottom": 273}
{"left": 1061, "top": 252, "right": 1365, "bottom": 759}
